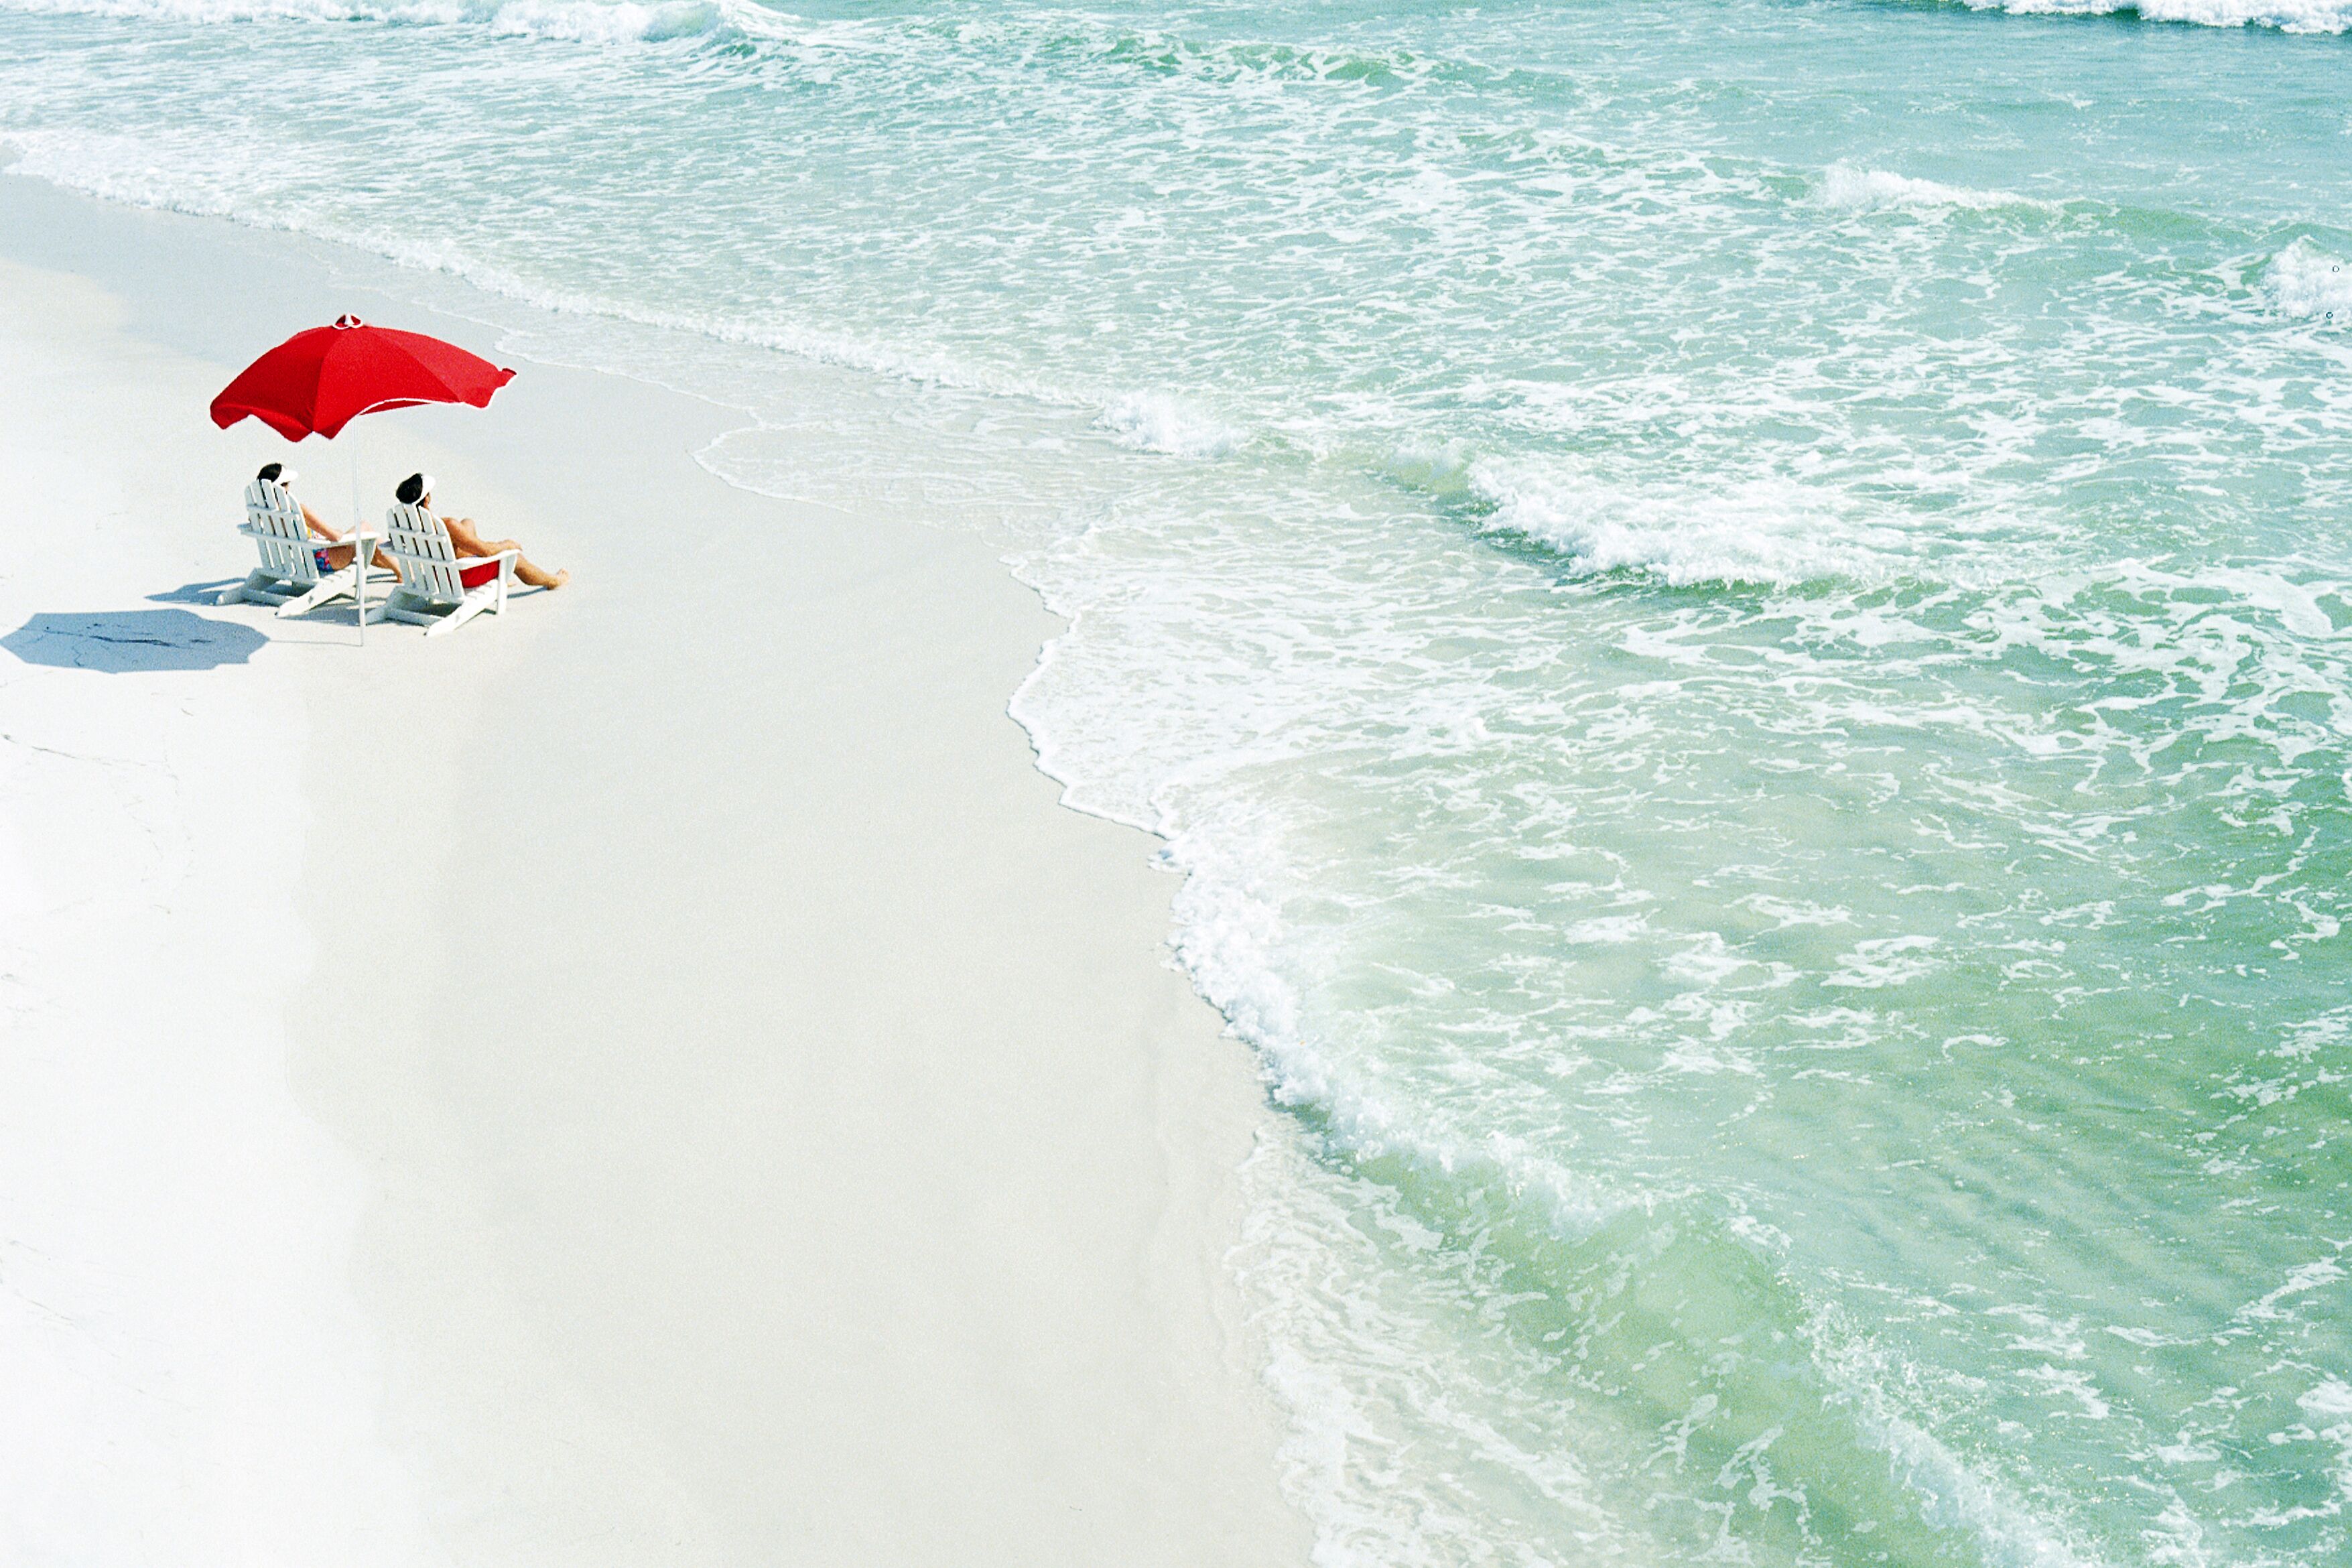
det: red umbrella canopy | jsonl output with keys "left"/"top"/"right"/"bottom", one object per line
{"left": 209, "top": 314, "right": 515, "bottom": 442}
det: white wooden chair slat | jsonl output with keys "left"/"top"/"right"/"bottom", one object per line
{"left": 380, "top": 503, "right": 519, "bottom": 638}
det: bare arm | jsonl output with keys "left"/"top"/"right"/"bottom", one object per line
{"left": 300, "top": 503, "right": 344, "bottom": 545}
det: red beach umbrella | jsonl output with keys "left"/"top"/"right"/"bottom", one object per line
{"left": 211, "top": 314, "right": 515, "bottom": 647}
{"left": 209, "top": 314, "right": 515, "bottom": 441}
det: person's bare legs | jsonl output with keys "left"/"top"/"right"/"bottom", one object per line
{"left": 321, "top": 541, "right": 399, "bottom": 575}
{"left": 450, "top": 517, "right": 569, "bottom": 590}
{"left": 495, "top": 540, "right": 569, "bottom": 590}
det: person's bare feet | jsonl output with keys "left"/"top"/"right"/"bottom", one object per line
{"left": 547, "top": 569, "right": 570, "bottom": 590}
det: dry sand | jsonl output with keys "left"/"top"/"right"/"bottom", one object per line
{"left": 0, "top": 180, "right": 1305, "bottom": 1567}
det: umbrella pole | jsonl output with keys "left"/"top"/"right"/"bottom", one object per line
{"left": 351, "top": 440, "right": 366, "bottom": 648}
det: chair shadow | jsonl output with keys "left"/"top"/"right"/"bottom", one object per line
{"left": 2, "top": 608, "right": 269, "bottom": 673}
{"left": 149, "top": 579, "right": 244, "bottom": 605}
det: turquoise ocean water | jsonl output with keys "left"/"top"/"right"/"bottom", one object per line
{"left": 5, "top": 2, "right": 2348, "bottom": 1561}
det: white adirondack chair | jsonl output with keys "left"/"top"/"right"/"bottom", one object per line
{"left": 381, "top": 503, "right": 519, "bottom": 637}
{"left": 220, "top": 478, "right": 386, "bottom": 620}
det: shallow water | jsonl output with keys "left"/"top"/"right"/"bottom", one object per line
{"left": 5, "top": 2, "right": 2348, "bottom": 1562}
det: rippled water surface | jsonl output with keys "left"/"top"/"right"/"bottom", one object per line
{"left": 5, "top": 2, "right": 2348, "bottom": 1562}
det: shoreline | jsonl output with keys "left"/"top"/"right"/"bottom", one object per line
{"left": 0, "top": 179, "right": 1307, "bottom": 1563}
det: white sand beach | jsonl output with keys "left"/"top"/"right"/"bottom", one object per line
{"left": 0, "top": 182, "right": 1305, "bottom": 1566}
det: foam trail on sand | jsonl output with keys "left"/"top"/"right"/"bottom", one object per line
{"left": 0, "top": 127, "right": 1264, "bottom": 462}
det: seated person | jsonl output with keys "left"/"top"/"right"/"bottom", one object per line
{"left": 393, "top": 472, "right": 569, "bottom": 590}
{"left": 256, "top": 462, "right": 393, "bottom": 575}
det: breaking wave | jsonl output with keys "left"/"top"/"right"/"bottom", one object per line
{"left": 1466, "top": 456, "right": 1914, "bottom": 588}
{"left": 1819, "top": 163, "right": 2061, "bottom": 215}
{"left": 0, "top": 0, "right": 732, "bottom": 40}
{"left": 2269, "top": 237, "right": 2352, "bottom": 320}
{"left": 1951, "top": 0, "right": 2352, "bottom": 33}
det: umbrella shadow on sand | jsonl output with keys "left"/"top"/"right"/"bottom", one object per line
{"left": 2, "top": 609, "right": 267, "bottom": 673}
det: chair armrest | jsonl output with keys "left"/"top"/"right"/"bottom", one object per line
{"left": 243, "top": 523, "right": 344, "bottom": 545}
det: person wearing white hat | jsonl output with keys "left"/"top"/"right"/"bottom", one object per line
{"left": 256, "top": 462, "right": 394, "bottom": 576}
{"left": 394, "top": 472, "right": 569, "bottom": 590}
